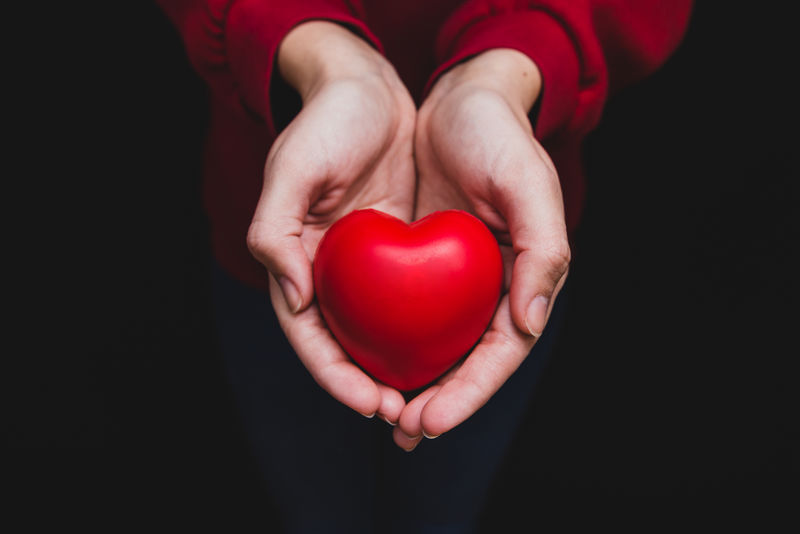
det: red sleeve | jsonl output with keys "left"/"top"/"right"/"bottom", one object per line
{"left": 427, "top": 0, "right": 693, "bottom": 142}
{"left": 154, "top": 0, "right": 383, "bottom": 136}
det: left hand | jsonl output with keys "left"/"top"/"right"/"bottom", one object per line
{"left": 246, "top": 21, "right": 417, "bottom": 424}
{"left": 394, "top": 49, "right": 571, "bottom": 451}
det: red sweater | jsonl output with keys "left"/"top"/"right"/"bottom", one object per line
{"left": 157, "top": 0, "right": 693, "bottom": 290}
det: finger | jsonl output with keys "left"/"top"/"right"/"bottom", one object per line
{"left": 246, "top": 151, "right": 315, "bottom": 314}
{"left": 375, "top": 382, "right": 406, "bottom": 425}
{"left": 417, "top": 297, "right": 534, "bottom": 438}
{"left": 396, "top": 385, "right": 441, "bottom": 442}
{"left": 509, "top": 245, "right": 570, "bottom": 337}
{"left": 392, "top": 426, "right": 423, "bottom": 452}
{"left": 269, "top": 276, "right": 382, "bottom": 418}
{"left": 394, "top": 386, "right": 439, "bottom": 451}
{"left": 498, "top": 147, "right": 571, "bottom": 337}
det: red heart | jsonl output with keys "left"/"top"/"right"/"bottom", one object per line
{"left": 313, "top": 209, "right": 503, "bottom": 391}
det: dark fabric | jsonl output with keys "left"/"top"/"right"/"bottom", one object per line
{"left": 211, "top": 259, "right": 569, "bottom": 533}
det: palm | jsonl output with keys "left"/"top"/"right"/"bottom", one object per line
{"left": 251, "top": 73, "right": 417, "bottom": 422}
{"left": 274, "top": 78, "right": 415, "bottom": 250}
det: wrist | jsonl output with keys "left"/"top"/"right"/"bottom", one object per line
{"left": 277, "top": 20, "right": 390, "bottom": 101}
{"left": 430, "top": 48, "right": 542, "bottom": 114}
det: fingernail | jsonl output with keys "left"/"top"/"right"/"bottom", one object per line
{"left": 359, "top": 411, "right": 376, "bottom": 419}
{"left": 402, "top": 444, "right": 418, "bottom": 452}
{"left": 379, "top": 414, "right": 396, "bottom": 426}
{"left": 422, "top": 431, "right": 439, "bottom": 439}
{"left": 278, "top": 276, "right": 302, "bottom": 313}
{"left": 402, "top": 431, "right": 421, "bottom": 441}
{"left": 525, "top": 295, "right": 549, "bottom": 337}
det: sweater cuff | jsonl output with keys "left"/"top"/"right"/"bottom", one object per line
{"left": 225, "top": 0, "right": 382, "bottom": 136}
{"left": 427, "top": 10, "right": 581, "bottom": 142}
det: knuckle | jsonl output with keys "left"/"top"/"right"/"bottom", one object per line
{"left": 542, "top": 165, "right": 559, "bottom": 184}
{"left": 246, "top": 222, "right": 278, "bottom": 261}
{"left": 245, "top": 224, "right": 264, "bottom": 255}
{"left": 540, "top": 239, "right": 572, "bottom": 276}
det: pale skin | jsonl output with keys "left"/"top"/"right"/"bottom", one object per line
{"left": 246, "top": 21, "right": 570, "bottom": 451}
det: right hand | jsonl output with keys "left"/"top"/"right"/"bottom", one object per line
{"left": 394, "top": 49, "right": 571, "bottom": 451}
{"left": 246, "top": 21, "right": 416, "bottom": 424}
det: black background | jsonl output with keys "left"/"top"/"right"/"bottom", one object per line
{"left": 8, "top": 1, "right": 797, "bottom": 530}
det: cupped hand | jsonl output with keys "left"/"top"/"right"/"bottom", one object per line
{"left": 246, "top": 21, "right": 416, "bottom": 424}
{"left": 395, "top": 49, "right": 571, "bottom": 451}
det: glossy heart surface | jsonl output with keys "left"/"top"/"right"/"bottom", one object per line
{"left": 313, "top": 209, "right": 503, "bottom": 391}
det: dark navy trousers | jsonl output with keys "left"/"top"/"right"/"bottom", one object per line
{"left": 211, "top": 261, "right": 566, "bottom": 533}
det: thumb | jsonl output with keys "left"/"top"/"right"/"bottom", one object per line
{"left": 246, "top": 174, "right": 313, "bottom": 314}
{"left": 503, "top": 166, "right": 571, "bottom": 337}
{"left": 509, "top": 246, "right": 570, "bottom": 337}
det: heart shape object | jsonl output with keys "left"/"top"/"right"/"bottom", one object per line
{"left": 313, "top": 209, "right": 503, "bottom": 391}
